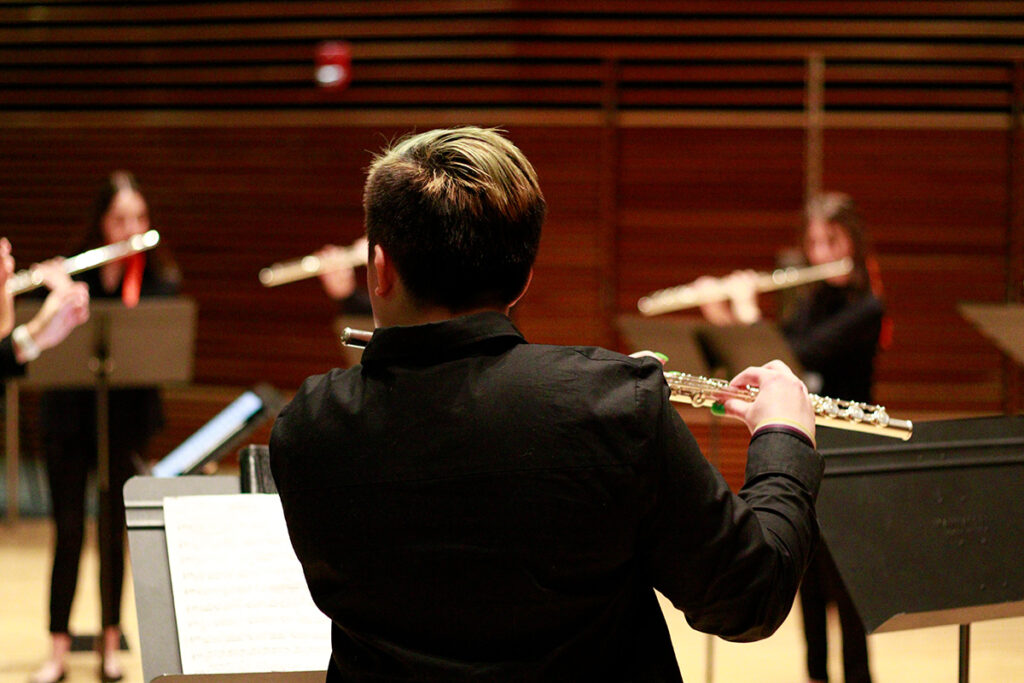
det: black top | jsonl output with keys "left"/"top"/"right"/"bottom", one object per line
{"left": 783, "top": 284, "right": 884, "bottom": 403}
{"left": 271, "top": 312, "right": 823, "bottom": 682}
{"left": 0, "top": 335, "right": 25, "bottom": 379}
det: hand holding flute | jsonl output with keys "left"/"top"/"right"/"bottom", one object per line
{"left": 316, "top": 237, "right": 369, "bottom": 300}
{"left": 0, "top": 239, "right": 90, "bottom": 364}
{"left": 637, "top": 258, "right": 853, "bottom": 317}
{"left": 634, "top": 347, "right": 816, "bottom": 443}
{"left": 20, "top": 260, "right": 90, "bottom": 360}
{"left": 718, "top": 360, "right": 816, "bottom": 442}
{"left": 258, "top": 237, "right": 368, "bottom": 288}
{"left": 695, "top": 270, "right": 762, "bottom": 326}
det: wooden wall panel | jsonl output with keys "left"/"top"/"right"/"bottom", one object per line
{"left": 823, "top": 128, "right": 1011, "bottom": 413}
{"left": 0, "top": 124, "right": 604, "bottom": 384}
{"left": 617, "top": 127, "right": 806, "bottom": 317}
{"left": 2, "top": 1, "right": 1023, "bottom": 490}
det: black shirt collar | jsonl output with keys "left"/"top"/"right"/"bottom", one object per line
{"left": 360, "top": 311, "right": 526, "bottom": 366}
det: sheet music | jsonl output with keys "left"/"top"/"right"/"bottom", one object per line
{"left": 163, "top": 494, "right": 331, "bottom": 674}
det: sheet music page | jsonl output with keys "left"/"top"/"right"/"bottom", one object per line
{"left": 163, "top": 494, "right": 331, "bottom": 674}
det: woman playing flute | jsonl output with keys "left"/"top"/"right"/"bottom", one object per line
{"left": 700, "top": 191, "right": 885, "bottom": 683}
{"left": 32, "top": 171, "right": 180, "bottom": 683}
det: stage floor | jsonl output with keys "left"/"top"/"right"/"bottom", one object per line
{"left": 1, "top": 518, "right": 1021, "bottom": 683}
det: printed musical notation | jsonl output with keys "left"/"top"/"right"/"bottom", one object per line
{"left": 163, "top": 494, "right": 331, "bottom": 674}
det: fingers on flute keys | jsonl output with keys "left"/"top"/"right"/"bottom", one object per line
{"left": 723, "top": 361, "right": 815, "bottom": 441}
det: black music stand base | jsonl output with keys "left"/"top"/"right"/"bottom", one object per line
{"left": 959, "top": 624, "right": 970, "bottom": 683}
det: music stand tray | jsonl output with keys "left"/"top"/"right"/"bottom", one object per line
{"left": 696, "top": 320, "right": 802, "bottom": 377}
{"left": 958, "top": 302, "right": 1024, "bottom": 367}
{"left": 125, "top": 475, "right": 239, "bottom": 682}
{"left": 13, "top": 297, "right": 196, "bottom": 389}
{"left": 817, "top": 415, "right": 1024, "bottom": 634}
{"left": 5, "top": 297, "right": 196, "bottom": 519}
{"left": 615, "top": 314, "right": 711, "bottom": 376}
{"left": 125, "top": 475, "right": 329, "bottom": 683}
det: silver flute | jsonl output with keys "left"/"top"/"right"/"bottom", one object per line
{"left": 666, "top": 372, "right": 912, "bottom": 440}
{"left": 6, "top": 229, "right": 160, "bottom": 296}
{"left": 341, "top": 327, "right": 912, "bottom": 440}
{"left": 259, "top": 241, "right": 368, "bottom": 287}
{"left": 637, "top": 258, "right": 853, "bottom": 316}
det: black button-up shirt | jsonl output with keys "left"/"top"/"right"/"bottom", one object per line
{"left": 271, "top": 312, "right": 822, "bottom": 682}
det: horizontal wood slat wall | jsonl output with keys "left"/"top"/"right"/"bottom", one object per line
{"left": 2, "top": 1, "right": 1022, "bottom": 489}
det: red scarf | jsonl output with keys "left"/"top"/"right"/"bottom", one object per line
{"left": 122, "top": 251, "right": 145, "bottom": 308}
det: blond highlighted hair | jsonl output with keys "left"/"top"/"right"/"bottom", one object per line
{"left": 363, "top": 127, "right": 546, "bottom": 311}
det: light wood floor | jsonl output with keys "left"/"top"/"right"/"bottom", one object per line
{"left": 1, "top": 518, "right": 1021, "bottom": 683}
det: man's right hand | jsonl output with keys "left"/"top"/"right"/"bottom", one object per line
{"left": 720, "top": 360, "right": 815, "bottom": 445}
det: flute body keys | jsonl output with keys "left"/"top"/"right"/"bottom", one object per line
{"left": 665, "top": 371, "right": 912, "bottom": 440}
{"left": 338, "top": 327, "right": 913, "bottom": 441}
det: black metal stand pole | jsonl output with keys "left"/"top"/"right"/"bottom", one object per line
{"left": 959, "top": 623, "right": 971, "bottom": 683}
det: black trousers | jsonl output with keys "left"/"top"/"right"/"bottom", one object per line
{"left": 44, "top": 423, "right": 140, "bottom": 634}
{"left": 800, "top": 542, "right": 872, "bottom": 683}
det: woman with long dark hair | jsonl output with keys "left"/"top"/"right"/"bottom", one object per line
{"left": 32, "top": 171, "right": 180, "bottom": 683}
{"left": 700, "top": 191, "right": 885, "bottom": 683}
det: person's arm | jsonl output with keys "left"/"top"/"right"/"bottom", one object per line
{"left": 10, "top": 261, "right": 89, "bottom": 365}
{"left": 640, "top": 359, "right": 822, "bottom": 642}
{"left": 0, "top": 238, "right": 14, "bottom": 338}
{"left": 697, "top": 270, "right": 762, "bottom": 326}
{"left": 0, "top": 335, "right": 24, "bottom": 378}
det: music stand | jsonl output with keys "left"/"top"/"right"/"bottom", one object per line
{"left": 817, "top": 416, "right": 1024, "bottom": 683}
{"left": 124, "top": 473, "right": 327, "bottom": 683}
{"left": 4, "top": 297, "right": 196, "bottom": 650}
{"left": 615, "top": 315, "right": 710, "bottom": 376}
{"left": 695, "top": 320, "right": 802, "bottom": 377}
{"left": 958, "top": 302, "right": 1024, "bottom": 367}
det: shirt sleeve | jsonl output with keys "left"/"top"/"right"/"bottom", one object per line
{"left": 0, "top": 335, "right": 26, "bottom": 379}
{"left": 638, "top": 366, "right": 823, "bottom": 642}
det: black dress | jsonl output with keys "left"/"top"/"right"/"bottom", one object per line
{"left": 40, "top": 260, "right": 179, "bottom": 633}
{"left": 784, "top": 283, "right": 884, "bottom": 683}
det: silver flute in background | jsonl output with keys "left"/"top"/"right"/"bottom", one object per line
{"left": 637, "top": 258, "right": 854, "bottom": 316}
{"left": 341, "top": 326, "right": 912, "bottom": 440}
{"left": 6, "top": 229, "right": 161, "bottom": 296}
{"left": 259, "top": 241, "right": 368, "bottom": 287}
{"left": 666, "top": 372, "right": 913, "bottom": 440}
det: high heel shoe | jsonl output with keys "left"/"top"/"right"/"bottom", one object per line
{"left": 96, "top": 627, "right": 124, "bottom": 683}
{"left": 27, "top": 661, "right": 66, "bottom": 683}
{"left": 99, "top": 652, "right": 123, "bottom": 683}
{"left": 99, "top": 656, "right": 123, "bottom": 683}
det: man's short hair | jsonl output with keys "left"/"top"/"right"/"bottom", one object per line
{"left": 363, "top": 127, "right": 546, "bottom": 312}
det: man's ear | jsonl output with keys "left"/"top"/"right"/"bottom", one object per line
{"left": 508, "top": 268, "right": 533, "bottom": 309}
{"left": 372, "top": 244, "right": 394, "bottom": 297}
